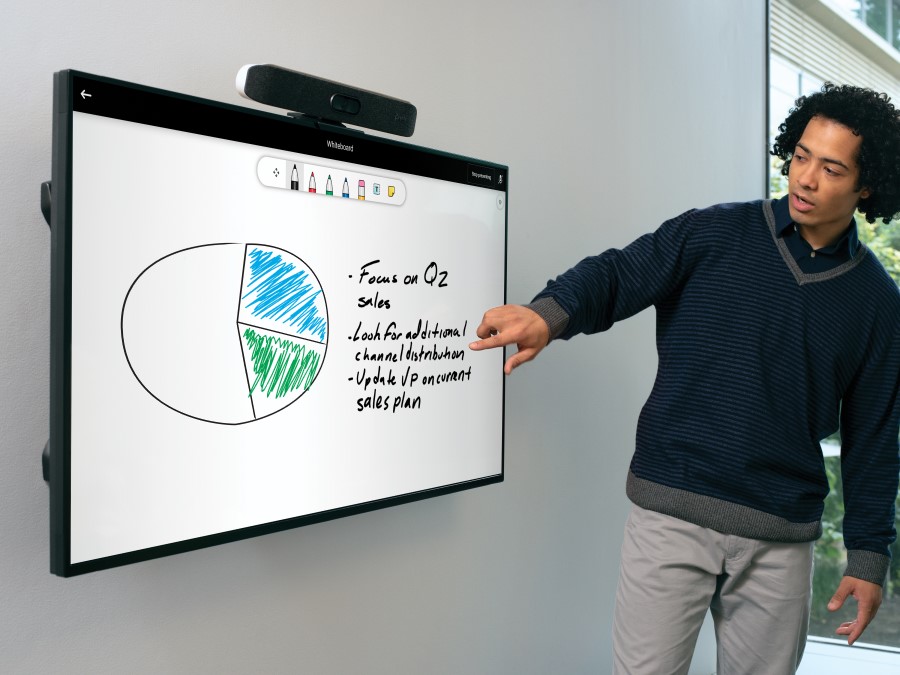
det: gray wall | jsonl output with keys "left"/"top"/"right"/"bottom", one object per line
{"left": 1, "top": 1, "right": 765, "bottom": 673}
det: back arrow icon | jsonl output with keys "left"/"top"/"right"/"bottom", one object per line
{"left": 81, "top": 90, "right": 91, "bottom": 99}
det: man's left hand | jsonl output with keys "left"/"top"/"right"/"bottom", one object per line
{"left": 828, "top": 576, "right": 883, "bottom": 645}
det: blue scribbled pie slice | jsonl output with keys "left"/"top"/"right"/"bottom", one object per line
{"left": 239, "top": 245, "right": 328, "bottom": 344}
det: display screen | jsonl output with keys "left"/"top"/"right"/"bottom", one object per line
{"left": 48, "top": 71, "right": 506, "bottom": 576}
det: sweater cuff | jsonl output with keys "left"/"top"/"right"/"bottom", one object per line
{"left": 845, "top": 549, "right": 890, "bottom": 586}
{"left": 526, "top": 296, "right": 569, "bottom": 340}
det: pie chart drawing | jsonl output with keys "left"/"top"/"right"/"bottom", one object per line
{"left": 121, "top": 243, "right": 328, "bottom": 424}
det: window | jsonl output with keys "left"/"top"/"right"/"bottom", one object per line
{"left": 831, "top": 0, "right": 900, "bottom": 51}
{"left": 769, "top": 0, "right": 900, "bottom": 653}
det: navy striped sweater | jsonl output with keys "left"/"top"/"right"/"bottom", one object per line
{"left": 530, "top": 199, "right": 900, "bottom": 584}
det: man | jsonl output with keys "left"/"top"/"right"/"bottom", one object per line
{"left": 470, "top": 84, "right": 900, "bottom": 673}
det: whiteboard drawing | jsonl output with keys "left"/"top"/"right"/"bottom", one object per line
{"left": 121, "top": 243, "right": 328, "bottom": 424}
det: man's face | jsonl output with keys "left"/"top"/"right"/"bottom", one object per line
{"left": 787, "top": 115, "right": 871, "bottom": 238}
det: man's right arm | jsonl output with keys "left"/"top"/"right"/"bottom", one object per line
{"left": 470, "top": 205, "right": 709, "bottom": 372}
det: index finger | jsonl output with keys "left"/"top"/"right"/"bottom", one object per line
{"left": 469, "top": 330, "right": 517, "bottom": 352}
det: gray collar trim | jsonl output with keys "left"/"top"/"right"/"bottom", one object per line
{"left": 763, "top": 199, "right": 868, "bottom": 286}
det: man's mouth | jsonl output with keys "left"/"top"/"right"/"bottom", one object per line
{"left": 791, "top": 192, "right": 815, "bottom": 213}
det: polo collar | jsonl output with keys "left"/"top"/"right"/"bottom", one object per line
{"left": 772, "top": 194, "right": 859, "bottom": 259}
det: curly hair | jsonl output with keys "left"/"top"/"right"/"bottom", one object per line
{"left": 771, "top": 83, "right": 900, "bottom": 224}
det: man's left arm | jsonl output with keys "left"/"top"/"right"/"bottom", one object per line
{"left": 833, "top": 326, "right": 900, "bottom": 644}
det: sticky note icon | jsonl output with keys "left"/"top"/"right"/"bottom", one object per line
{"left": 387, "top": 186, "right": 395, "bottom": 198}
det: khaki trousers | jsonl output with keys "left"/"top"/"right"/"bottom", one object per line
{"left": 613, "top": 504, "right": 814, "bottom": 674}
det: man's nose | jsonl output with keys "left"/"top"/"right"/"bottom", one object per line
{"left": 796, "top": 162, "right": 817, "bottom": 190}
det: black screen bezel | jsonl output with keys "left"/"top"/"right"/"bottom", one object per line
{"left": 49, "top": 70, "right": 507, "bottom": 577}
